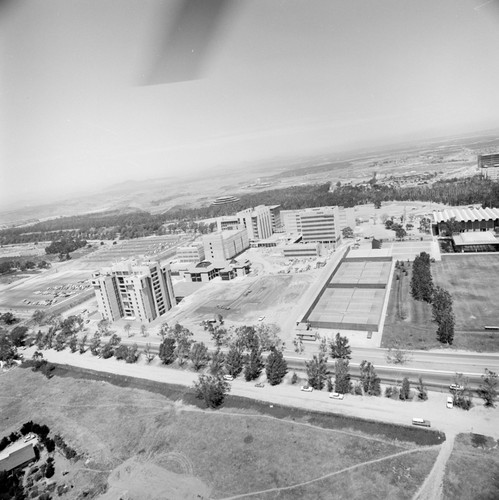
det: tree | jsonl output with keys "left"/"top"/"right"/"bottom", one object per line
{"left": 292, "top": 336, "right": 304, "bottom": 354}
{"left": 386, "top": 343, "right": 411, "bottom": 364}
{"left": 265, "top": 347, "right": 288, "bottom": 385}
{"left": 410, "top": 252, "right": 433, "bottom": 303}
{"left": 442, "top": 217, "right": 462, "bottom": 236}
{"left": 10, "top": 326, "right": 28, "bottom": 347}
{"left": 97, "top": 319, "right": 110, "bottom": 336}
{"left": 416, "top": 376, "right": 428, "bottom": 401}
{"left": 125, "top": 344, "right": 139, "bottom": 363}
{"left": 114, "top": 344, "right": 129, "bottom": 361}
{"left": 225, "top": 345, "right": 244, "bottom": 377}
{"left": 342, "top": 226, "right": 354, "bottom": 239}
{"left": 32, "top": 310, "right": 46, "bottom": 325}
{"left": 68, "top": 334, "right": 78, "bottom": 353}
{"left": 334, "top": 359, "right": 352, "bottom": 394}
{"left": 395, "top": 227, "right": 407, "bottom": 240}
{"left": 100, "top": 342, "right": 115, "bottom": 359}
{"left": 78, "top": 334, "right": 88, "bottom": 354}
{"left": 255, "top": 323, "right": 283, "bottom": 351}
{"left": 189, "top": 342, "right": 210, "bottom": 371}
{"left": 140, "top": 324, "right": 148, "bottom": 337}
{"left": 54, "top": 331, "right": 67, "bottom": 351}
{"left": 432, "top": 286, "right": 455, "bottom": 344}
{"left": 291, "top": 372, "right": 298, "bottom": 385}
{"left": 244, "top": 348, "right": 264, "bottom": 381}
{"left": 193, "top": 374, "right": 230, "bottom": 409}
{"left": 305, "top": 354, "right": 329, "bottom": 390}
{"left": 209, "top": 325, "right": 230, "bottom": 348}
{"left": 1, "top": 312, "right": 17, "bottom": 325}
{"left": 400, "top": 377, "right": 411, "bottom": 401}
{"left": 329, "top": 333, "right": 352, "bottom": 360}
{"left": 89, "top": 332, "right": 101, "bottom": 356}
{"left": 452, "top": 373, "right": 473, "bottom": 410}
{"left": 0, "top": 334, "right": 16, "bottom": 362}
{"left": 209, "top": 349, "right": 225, "bottom": 376}
{"left": 478, "top": 368, "right": 498, "bottom": 407}
{"left": 159, "top": 322, "right": 169, "bottom": 340}
{"left": 124, "top": 323, "right": 132, "bottom": 338}
{"left": 143, "top": 343, "right": 156, "bottom": 363}
{"left": 159, "top": 338, "right": 176, "bottom": 365}
{"left": 359, "top": 360, "right": 381, "bottom": 396}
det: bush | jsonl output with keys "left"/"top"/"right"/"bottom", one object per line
{"left": 384, "top": 387, "right": 393, "bottom": 398}
{"left": 45, "top": 461, "right": 55, "bottom": 478}
{"left": 45, "top": 438, "right": 55, "bottom": 453}
{"left": 352, "top": 383, "right": 363, "bottom": 395}
{"left": 291, "top": 372, "right": 298, "bottom": 385}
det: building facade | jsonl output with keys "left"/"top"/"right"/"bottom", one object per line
{"left": 433, "top": 207, "right": 499, "bottom": 235}
{"left": 300, "top": 206, "right": 341, "bottom": 245}
{"left": 176, "top": 242, "right": 205, "bottom": 263}
{"left": 280, "top": 209, "right": 302, "bottom": 234}
{"left": 282, "top": 243, "right": 321, "bottom": 258}
{"left": 478, "top": 153, "right": 499, "bottom": 180}
{"left": 202, "top": 228, "right": 249, "bottom": 261}
{"left": 237, "top": 205, "right": 273, "bottom": 240}
{"left": 91, "top": 260, "right": 175, "bottom": 323}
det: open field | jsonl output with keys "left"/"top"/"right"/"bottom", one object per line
{"left": 432, "top": 254, "right": 499, "bottom": 330}
{"left": 442, "top": 433, "right": 499, "bottom": 500}
{"left": 382, "top": 255, "right": 499, "bottom": 351}
{"left": 0, "top": 367, "right": 443, "bottom": 500}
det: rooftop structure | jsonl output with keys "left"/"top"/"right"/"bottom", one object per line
{"left": 0, "top": 439, "right": 37, "bottom": 473}
{"left": 433, "top": 207, "right": 499, "bottom": 235}
{"left": 237, "top": 205, "right": 273, "bottom": 240}
{"left": 91, "top": 260, "right": 175, "bottom": 323}
{"left": 184, "top": 259, "right": 251, "bottom": 282}
{"left": 282, "top": 242, "right": 321, "bottom": 258}
{"left": 452, "top": 231, "right": 499, "bottom": 252}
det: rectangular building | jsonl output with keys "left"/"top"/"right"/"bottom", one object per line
{"left": 300, "top": 206, "right": 341, "bottom": 246}
{"left": 479, "top": 153, "right": 499, "bottom": 180}
{"left": 281, "top": 209, "right": 302, "bottom": 234}
{"left": 176, "top": 242, "right": 205, "bottom": 263}
{"left": 91, "top": 260, "right": 175, "bottom": 323}
{"left": 283, "top": 243, "right": 321, "bottom": 258}
{"left": 237, "top": 205, "right": 273, "bottom": 240}
{"left": 268, "top": 205, "right": 282, "bottom": 232}
{"left": 202, "top": 228, "right": 249, "bottom": 261}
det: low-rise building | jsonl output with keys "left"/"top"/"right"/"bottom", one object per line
{"left": 184, "top": 259, "right": 251, "bottom": 282}
{"left": 176, "top": 242, "right": 205, "bottom": 263}
{"left": 282, "top": 243, "right": 321, "bottom": 258}
{"left": 0, "top": 440, "right": 37, "bottom": 473}
{"left": 478, "top": 153, "right": 499, "bottom": 180}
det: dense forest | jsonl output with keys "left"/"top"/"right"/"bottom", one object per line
{"left": 1, "top": 176, "right": 498, "bottom": 245}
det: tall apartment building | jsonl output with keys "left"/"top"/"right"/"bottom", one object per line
{"left": 91, "top": 260, "right": 175, "bottom": 323}
{"left": 268, "top": 205, "right": 282, "bottom": 232}
{"left": 202, "top": 228, "right": 249, "bottom": 261}
{"left": 176, "top": 242, "right": 205, "bottom": 263}
{"left": 280, "top": 209, "right": 302, "bottom": 235}
{"left": 479, "top": 153, "right": 499, "bottom": 180}
{"left": 237, "top": 205, "right": 273, "bottom": 240}
{"left": 300, "top": 206, "right": 341, "bottom": 245}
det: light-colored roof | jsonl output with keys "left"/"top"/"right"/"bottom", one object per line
{"left": 452, "top": 232, "right": 499, "bottom": 246}
{"left": 0, "top": 441, "right": 36, "bottom": 472}
{"left": 433, "top": 207, "right": 499, "bottom": 224}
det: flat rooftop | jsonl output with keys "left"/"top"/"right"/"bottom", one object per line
{"left": 453, "top": 231, "right": 499, "bottom": 246}
{"left": 329, "top": 260, "right": 391, "bottom": 286}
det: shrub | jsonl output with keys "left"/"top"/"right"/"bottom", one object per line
{"left": 352, "top": 383, "right": 363, "bottom": 395}
{"left": 384, "top": 387, "right": 393, "bottom": 398}
{"left": 291, "top": 372, "right": 298, "bottom": 385}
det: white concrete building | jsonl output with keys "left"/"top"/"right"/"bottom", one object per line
{"left": 237, "top": 205, "right": 273, "bottom": 240}
{"left": 176, "top": 242, "right": 205, "bottom": 263}
{"left": 91, "top": 260, "right": 175, "bottom": 323}
{"left": 202, "top": 228, "right": 249, "bottom": 261}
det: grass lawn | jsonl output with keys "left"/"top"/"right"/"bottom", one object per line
{"left": 382, "top": 255, "right": 499, "bottom": 351}
{"left": 0, "top": 367, "right": 441, "bottom": 500}
{"left": 442, "top": 433, "right": 499, "bottom": 500}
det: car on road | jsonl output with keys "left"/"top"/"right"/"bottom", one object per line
{"left": 258, "top": 316, "right": 265, "bottom": 321}
{"left": 255, "top": 383, "right": 265, "bottom": 388}
{"left": 301, "top": 385, "right": 313, "bottom": 392}
{"left": 412, "top": 418, "right": 431, "bottom": 427}
{"left": 446, "top": 396, "right": 454, "bottom": 409}
{"left": 449, "top": 384, "right": 464, "bottom": 391}
{"left": 223, "top": 375, "right": 234, "bottom": 381}
{"left": 329, "top": 392, "right": 344, "bottom": 400}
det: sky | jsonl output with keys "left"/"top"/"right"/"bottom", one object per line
{"left": 2, "top": 0, "right": 499, "bottom": 208}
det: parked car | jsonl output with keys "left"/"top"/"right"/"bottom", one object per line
{"left": 223, "top": 375, "right": 234, "bottom": 381}
{"left": 301, "top": 385, "right": 313, "bottom": 392}
{"left": 446, "top": 396, "right": 454, "bottom": 409}
{"left": 329, "top": 392, "right": 344, "bottom": 400}
{"left": 412, "top": 418, "right": 431, "bottom": 427}
{"left": 449, "top": 384, "right": 464, "bottom": 391}
{"left": 255, "top": 383, "right": 265, "bottom": 388}
{"left": 258, "top": 316, "right": 265, "bottom": 321}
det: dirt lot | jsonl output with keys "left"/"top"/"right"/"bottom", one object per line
{"left": 382, "top": 255, "right": 499, "bottom": 352}
{"left": 1, "top": 366, "right": 440, "bottom": 500}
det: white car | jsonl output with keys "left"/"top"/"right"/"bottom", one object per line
{"left": 446, "top": 396, "right": 454, "bottom": 409}
{"left": 301, "top": 385, "right": 313, "bottom": 392}
{"left": 449, "top": 384, "right": 464, "bottom": 391}
{"left": 258, "top": 316, "right": 265, "bottom": 321}
{"left": 329, "top": 392, "right": 344, "bottom": 400}
{"left": 223, "top": 375, "right": 234, "bottom": 381}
